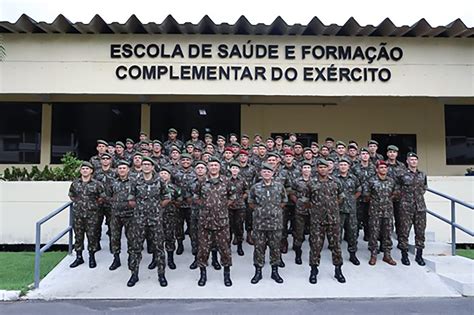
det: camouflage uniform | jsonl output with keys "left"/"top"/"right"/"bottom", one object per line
{"left": 248, "top": 180, "right": 288, "bottom": 267}
{"left": 397, "top": 169, "right": 428, "bottom": 251}
{"left": 280, "top": 163, "right": 301, "bottom": 241}
{"left": 164, "top": 139, "right": 184, "bottom": 155}
{"left": 307, "top": 176, "right": 344, "bottom": 267}
{"left": 128, "top": 174, "right": 170, "bottom": 274}
{"left": 174, "top": 166, "right": 196, "bottom": 247}
{"left": 109, "top": 177, "right": 135, "bottom": 255}
{"left": 93, "top": 167, "right": 116, "bottom": 249}
{"left": 352, "top": 162, "right": 376, "bottom": 238}
{"left": 366, "top": 175, "right": 396, "bottom": 254}
{"left": 163, "top": 181, "right": 182, "bottom": 252}
{"left": 386, "top": 160, "right": 407, "bottom": 236}
{"left": 291, "top": 176, "right": 311, "bottom": 248}
{"left": 69, "top": 178, "right": 105, "bottom": 253}
{"left": 239, "top": 163, "right": 256, "bottom": 233}
{"left": 337, "top": 173, "right": 362, "bottom": 253}
{"left": 129, "top": 168, "right": 142, "bottom": 181}
{"left": 89, "top": 154, "right": 103, "bottom": 171}
{"left": 123, "top": 149, "right": 135, "bottom": 163}
{"left": 188, "top": 175, "right": 207, "bottom": 255}
{"left": 369, "top": 153, "right": 384, "bottom": 165}
{"left": 196, "top": 176, "right": 232, "bottom": 268}
{"left": 228, "top": 175, "right": 249, "bottom": 244}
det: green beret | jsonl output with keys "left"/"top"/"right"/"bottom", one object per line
{"left": 293, "top": 141, "right": 303, "bottom": 147}
{"left": 326, "top": 156, "right": 335, "bottom": 163}
{"left": 229, "top": 133, "right": 237, "bottom": 138}
{"left": 101, "top": 152, "right": 112, "bottom": 159}
{"left": 208, "top": 156, "right": 221, "bottom": 164}
{"left": 254, "top": 133, "right": 262, "bottom": 138}
{"left": 117, "top": 160, "right": 130, "bottom": 167}
{"left": 258, "top": 143, "right": 267, "bottom": 148}
{"left": 230, "top": 161, "right": 241, "bottom": 168}
{"left": 133, "top": 152, "right": 143, "bottom": 157}
{"left": 311, "top": 142, "right": 319, "bottom": 148}
{"left": 251, "top": 144, "right": 259, "bottom": 148}
{"left": 125, "top": 138, "right": 135, "bottom": 144}
{"left": 407, "top": 152, "right": 418, "bottom": 159}
{"left": 321, "top": 145, "right": 329, "bottom": 150}
{"left": 168, "top": 128, "right": 178, "bottom": 133}
{"left": 325, "top": 137, "right": 335, "bottom": 142}
{"left": 152, "top": 140, "right": 163, "bottom": 146}
{"left": 202, "top": 151, "right": 212, "bottom": 156}
{"left": 141, "top": 156, "right": 155, "bottom": 165}
{"left": 267, "top": 152, "right": 279, "bottom": 158}
{"left": 80, "top": 161, "right": 94, "bottom": 169}
{"left": 339, "top": 157, "right": 352, "bottom": 165}
{"left": 108, "top": 141, "right": 115, "bottom": 147}
{"left": 185, "top": 141, "right": 195, "bottom": 147}
{"left": 283, "top": 140, "right": 293, "bottom": 146}
{"left": 317, "top": 159, "right": 329, "bottom": 166}
{"left": 266, "top": 137, "right": 274, "bottom": 142}
{"left": 275, "top": 135, "right": 283, "bottom": 140}
{"left": 191, "top": 128, "right": 199, "bottom": 133}
{"left": 336, "top": 141, "right": 346, "bottom": 147}
{"left": 193, "top": 146, "right": 202, "bottom": 151}
{"left": 303, "top": 147, "right": 312, "bottom": 153}
{"left": 231, "top": 142, "right": 241, "bottom": 148}
{"left": 302, "top": 161, "right": 313, "bottom": 167}
{"left": 140, "top": 139, "right": 151, "bottom": 145}
{"left": 241, "top": 134, "right": 249, "bottom": 139}
{"left": 204, "top": 133, "right": 213, "bottom": 138}
{"left": 160, "top": 166, "right": 172, "bottom": 174}
{"left": 261, "top": 163, "right": 274, "bottom": 172}
{"left": 140, "top": 148, "right": 151, "bottom": 153}
{"left": 97, "top": 139, "right": 108, "bottom": 146}
{"left": 194, "top": 160, "right": 207, "bottom": 167}
{"left": 348, "top": 144, "right": 358, "bottom": 150}
{"left": 139, "top": 131, "right": 148, "bottom": 136}
{"left": 387, "top": 145, "right": 399, "bottom": 152}
{"left": 360, "top": 147, "right": 369, "bottom": 153}
{"left": 217, "top": 135, "right": 226, "bottom": 141}
{"left": 180, "top": 153, "right": 192, "bottom": 160}
{"left": 115, "top": 141, "right": 125, "bottom": 148}
{"left": 170, "top": 146, "right": 180, "bottom": 153}
{"left": 368, "top": 139, "right": 379, "bottom": 146}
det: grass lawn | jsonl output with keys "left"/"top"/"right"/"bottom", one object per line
{"left": 456, "top": 249, "right": 474, "bottom": 260}
{"left": 0, "top": 251, "right": 67, "bottom": 293}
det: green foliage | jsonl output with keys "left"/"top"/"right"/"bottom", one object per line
{"left": 1, "top": 152, "right": 82, "bottom": 181}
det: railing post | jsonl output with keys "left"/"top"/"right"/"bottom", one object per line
{"left": 34, "top": 222, "right": 41, "bottom": 289}
{"left": 68, "top": 204, "right": 73, "bottom": 255}
{"left": 451, "top": 201, "right": 456, "bottom": 256}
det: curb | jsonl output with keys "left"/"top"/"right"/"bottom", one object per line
{"left": 0, "top": 290, "right": 21, "bottom": 301}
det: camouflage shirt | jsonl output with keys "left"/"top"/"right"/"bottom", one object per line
{"left": 152, "top": 153, "right": 170, "bottom": 168}
{"left": 228, "top": 175, "right": 249, "bottom": 209}
{"left": 94, "top": 167, "right": 117, "bottom": 206}
{"left": 248, "top": 180, "right": 288, "bottom": 231}
{"left": 197, "top": 175, "right": 231, "bottom": 230}
{"left": 174, "top": 166, "right": 196, "bottom": 208}
{"left": 291, "top": 176, "right": 312, "bottom": 215}
{"left": 352, "top": 162, "right": 377, "bottom": 197}
{"left": 89, "top": 154, "right": 102, "bottom": 171}
{"left": 109, "top": 176, "right": 135, "bottom": 217}
{"left": 308, "top": 176, "right": 344, "bottom": 225}
{"left": 163, "top": 139, "right": 184, "bottom": 155}
{"left": 398, "top": 168, "right": 427, "bottom": 212}
{"left": 69, "top": 178, "right": 105, "bottom": 217}
{"left": 386, "top": 160, "right": 407, "bottom": 201}
{"left": 239, "top": 163, "right": 256, "bottom": 187}
{"left": 367, "top": 175, "right": 396, "bottom": 218}
{"left": 336, "top": 173, "right": 362, "bottom": 214}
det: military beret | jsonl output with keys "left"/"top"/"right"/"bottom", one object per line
{"left": 152, "top": 140, "right": 163, "bottom": 146}
{"left": 101, "top": 152, "right": 112, "bottom": 159}
{"left": 368, "top": 139, "right": 379, "bottom": 146}
{"left": 387, "top": 145, "right": 399, "bottom": 152}
{"left": 267, "top": 152, "right": 279, "bottom": 159}
{"left": 97, "top": 139, "right": 108, "bottom": 146}
{"left": 231, "top": 142, "right": 241, "bottom": 148}
{"left": 325, "top": 137, "right": 335, "bottom": 142}
{"left": 339, "top": 157, "right": 352, "bottom": 165}
{"left": 217, "top": 135, "right": 226, "bottom": 141}
{"left": 168, "top": 128, "right": 178, "bottom": 133}
{"left": 139, "top": 131, "right": 148, "bottom": 136}
{"left": 275, "top": 135, "right": 283, "bottom": 140}
{"left": 140, "top": 148, "right": 151, "bottom": 153}
{"left": 326, "top": 156, "right": 335, "bottom": 163}
{"left": 321, "top": 145, "right": 329, "bottom": 150}
{"left": 193, "top": 146, "right": 202, "bottom": 151}
{"left": 311, "top": 142, "right": 319, "bottom": 148}
{"left": 266, "top": 137, "right": 274, "bottom": 142}
{"left": 258, "top": 143, "right": 267, "bottom": 148}
{"left": 80, "top": 161, "right": 94, "bottom": 169}
{"left": 191, "top": 128, "right": 199, "bottom": 133}
{"left": 194, "top": 160, "right": 207, "bottom": 167}
{"left": 141, "top": 156, "right": 155, "bottom": 165}
{"left": 140, "top": 139, "right": 151, "bottom": 145}
{"left": 208, "top": 156, "right": 221, "bottom": 164}
{"left": 241, "top": 134, "right": 249, "bottom": 139}
{"left": 360, "top": 147, "right": 369, "bottom": 153}
{"left": 251, "top": 144, "right": 259, "bottom": 148}
{"left": 283, "top": 140, "right": 293, "bottom": 146}
{"left": 160, "top": 166, "right": 172, "bottom": 174}
{"left": 229, "top": 133, "right": 237, "bottom": 137}
{"left": 289, "top": 133, "right": 297, "bottom": 137}
{"left": 261, "top": 163, "right": 274, "bottom": 172}
{"left": 407, "top": 152, "right": 418, "bottom": 159}
{"left": 170, "top": 146, "right": 180, "bottom": 153}
{"left": 133, "top": 152, "right": 143, "bottom": 158}
{"left": 293, "top": 142, "right": 303, "bottom": 148}
{"left": 303, "top": 147, "right": 312, "bottom": 153}
{"left": 204, "top": 133, "right": 213, "bottom": 138}
{"left": 317, "top": 159, "right": 329, "bottom": 166}
{"left": 336, "top": 141, "right": 346, "bottom": 147}
{"left": 230, "top": 161, "right": 241, "bottom": 168}
{"left": 180, "top": 153, "right": 192, "bottom": 160}
{"left": 348, "top": 144, "right": 358, "bottom": 150}
{"left": 117, "top": 160, "right": 130, "bottom": 167}
{"left": 376, "top": 160, "right": 388, "bottom": 167}
{"left": 349, "top": 140, "right": 358, "bottom": 146}
{"left": 108, "top": 141, "right": 115, "bottom": 147}
{"left": 185, "top": 141, "right": 195, "bottom": 147}
{"left": 302, "top": 161, "right": 313, "bottom": 167}
{"left": 284, "top": 149, "right": 294, "bottom": 156}
{"left": 224, "top": 147, "right": 233, "bottom": 153}
{"left": 254, "top": 133, "right": 262, "bottom": 138}
{"left": 239, "top": 149, "right": 249, "bottom": 156}
{"left": 125, "top": 138, "right": 135, "bottom": 144}
{"left": 115, "top": 141, "right": 125, "bottom": 148}
{"left": 202, "top": 150, "right": 212, "bottom": 156}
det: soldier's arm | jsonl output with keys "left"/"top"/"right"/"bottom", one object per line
{"left": 127, "top": 182, "right": 137, "bottom": 208}
{"left": 68, "top": 183, "right": 77, "bottom": 202}
{"left": 280, "top": 185, "right": 288, "bottom": 207}
{"left": 354, "top": 177, "right": 362, "bottom": 200}
{"left": 248, "top": 185, "right": 256, "bottom": 209}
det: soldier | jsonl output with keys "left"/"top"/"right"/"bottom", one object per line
{"left": 398, "top": 152, "right": 428, "bottom": 266}
{"left": 216, "top": 135, "right": 226, "bottom": 158}
{"left": 386, "top": 145, "right": 407, "bottom": 238}
{"left": 241, "top": 134, "right": 251, "bottom": 151}
{"left": 129, "top": 152, "right": 143, "bottom": 180}
{"left": 289, "top": 161, "right": 312, "bottom": 265}
{"left": 230, "top": 142, "right": 241, "bottom": 158}
{"left": 114, "top": 141, "right": 126, "bottom": 167}
{"left": 334, "top": 141, "right": 347, "bottom": 163}
{"left": 124, "top": 138, "right": 136, "bottom": 162}
{"left": 310, "top": 142, "right": 320, "bottom": 157}
{"left": 185, "top": 142, "right": 195, "bottom": 155}
{"left": 288, "top": 133, "right": 297, "bottom": 144}
{"left": 368, "top": 140, "right": 384, "bottom": 164}
{"left": 127, "top": 156, "right": 171, "bottom": 287}
{"left": 366, "top": 160, "right": 397, "bottom": 266}
{"left": 204, "top": 133, "right": 214, "bottom": 145}
{"left": 274, "top": 135, "right": 284, "bottom": 153}
{"left": 195, "top": 157, "right": 233, "bottom": 287}
{"left": 251, "top": 143, "right": 267, "bottom": 170}
{"left": 347, "top": 144, "right": 359, "bottom": 165}
{"left": 189, "top": 128, "right": 205, "bottom": 150}
{"left": 164, "top": 128, "right": 184, "bottom": 155}
{"left": 159, "top": 166, "right": 182, "bottom": 270}
{"left": 193, "top": 145, "right": 203, "bottom": 161}
{"left": 89, "top": 139, "right": 108, "bottom": 170}
{"left": 320, "top": 145, "right": 330, "bottom": 160}
{"left": 221, "top": 147, "right": 234, "bottom": 175}
{"left": 293, "top": 142, "right": 304, "bottom": 166}
{"left": 229, "top": 133, "right": 238, "bottom": 144}
{"left": 337, "top": 157, "right": 362, "bottom": 265}
{"left": 253, "top": 133, "right": 263, "bottom": 145}
{"left": 238, "top": 149, "right": 256, "bottom": 246}
{"left": 248, "top": 163, "right": 287, "bottom": 284}
{"left": 168, "top": 146, "right": 181, "bottom": 171}
{"left": 266, "top": 137, "right": 275, "bottom": 152}
{"left": 227, "top": 161, "right": 249, "bottom": 256}
{"left": 324, "top": 137, "right": 336, "bottom": 155}
{"left": 108, "top": 160, "right": 135, "bottom": 271}
{"left": 107, "top": 142, "right": 116, "bottom": 156}
{"left": 68, "top": 161, "right": 105, "bottom": 269}
{"left": 151, "top": 140, "right": 170, "bottom": 168}
{"left": 307, "top": 159, "right": 346, "bottom": 284}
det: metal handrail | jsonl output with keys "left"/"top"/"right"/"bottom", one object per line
{"left": 426, "top": 188, "right": 474, "bottom": 256}
{"left": 34, "top": 201, "right": 73, "bottom": 289}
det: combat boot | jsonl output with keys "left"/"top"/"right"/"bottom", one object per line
{"left": 148, "top": 253, "right": 157, "bottom": 270}
{"left": 223, "top": 266, "right": 232, "bottom": 287}
{"left": 294, "top": 246, "right": 302, "bottom": 265}
{"left": 109, "top": 253, "right": 121, "bottom": 270}
{"left": 369, "top": 254, "right": 377, "bottom": 265}
{"left": 89, "top": 251, "right": 97, "bottom": 268}
{"left": 127, "top": 271, "right": 139, "bottom": 287}
{"left": 176, "top": 240, "right": 184, "bottom": 255}
{"left": 198, "top": 267, "right": 207, "bottom": 286}
{"left": 158, "top": 273, "right": 168, "bottom": 287}
{"left": 232, "top": 236, "right": 238, "bottom": 245}
{"left": 69, "top": 251, "right": 84, "bottom": 268}
{"left": 250, "top": 266, "right": 262, "bottom": 284}
{"left": 334, "top": 265, "right": 346, "bottom": 283}
{"left": 167, "top": 251, "right": 176, "bottom": 270}
{"left": 211, "top": 250, "right": 221, "bottom": 270}
{"left": 383, "top": 253, "right": 397, "bottom": 266}
{"left": 246, "top": 231, "right": 254, "bottom": 245}
{"left": 401, "top": 250, "right": 410, "bottom": 266}
{"left": 309, "top": 266, "right": 318, "bottom": 284}
{"left": 279, "top": 257, "right": 285, "bottom": 268}
{"left": 349, "top": 252, "right": 360, "bottom": 265}
{"left": 281, "top": 239, "right": 288, "bottom": 254}
{"left": 237, "top": 242, "right": 244, "bottom": 256}
{"left": 271, "top": 266, "right": 284, "bottom": 284}
{"left": 189, "top": 256, "right": 198, "bottom": 269}
{"left": 415, "top": 249, "right": 426, "bottom": 266}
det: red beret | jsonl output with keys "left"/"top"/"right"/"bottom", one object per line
{"left": 224, "top": 147, "right": 233, "bottom": 153}
{"left": 239, "top": 149, "right": 249, "bottom": 156}
{"left": 376, "top": 160, "right": 387, "bottom": 167}
{"left": 284, "top": 149, "right": 294, "bottom": 156}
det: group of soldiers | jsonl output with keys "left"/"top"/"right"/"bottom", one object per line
{"left": 68, "top": 128, "right": 428, "bottom": 287}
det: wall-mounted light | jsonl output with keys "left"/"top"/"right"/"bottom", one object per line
{"left": 199, "top": 109, "right": 207, "bottom": 116}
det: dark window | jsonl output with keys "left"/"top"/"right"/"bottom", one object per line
{"left": 271, "top": 133, "right": 318, "bottom": 148}
{"left": 371, "top": 134, "right": 417, "bottom": 162}
{"left": 51, "top": 103, "right": 141, "bottom": 163}
{"left": 0, "top": 103, "right": 42, "bottom": 164}
{"left": 445, "top": 105, "right": 474, "bottom": 165}
{"left": 151, "top": 103, "right": 240, "bottom": 142}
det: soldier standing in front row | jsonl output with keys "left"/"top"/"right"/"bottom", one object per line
{"left": 69, "top": 161, "right": 105, "bottom": 269}
{"left": 248, "top": 163, "right": 288, "bottom": 284}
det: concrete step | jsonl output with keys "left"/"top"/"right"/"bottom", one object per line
{"left": 424, "top": 256, "right": 474, "bottom": 296}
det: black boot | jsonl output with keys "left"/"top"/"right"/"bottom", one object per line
{"left": 198, "top": 267, "right": 207, "bottom": 286}
{"left": 127, "top": 271, "right": 139, "bottom": 287}
{"left": 189, "top": 255, "right": 198, "bottom": 269}
{"left": 401, "top": 250, "right": 410, "bottom": 266}
{"left": 279, "top": 257, "right": 285, "bottom": 268}
{"left": 309, "top": 266, "right": 318, "bottom": 284}
{"left": 211, "top": 250, "right": 221, "bottom": 270}
{"left": 251, "top": 266, "right": 262, "bottom": 284}
{"left": 349, "top": 252, "right": 360, "bottom": 266}
{"left": 167, "top": 251, "right": 176, "bottom": 270}
{"left": 334, "top": 265, "right": 346, "bottom": 283}
{"left": 69, "top": 251, "right": 84, "bottom": 268}
{"left": 148, "top": 253, "right": 157, "bottom": 270}
{"left": 237, "top": 243, "right": 244, "bottom": 256}
{"left": 158, "top": 273, "right": 168, "bottom": 287}
{"left": 109, "top": 253, "right": 121, "bottom": 270}
{"left": 294, "top": 246, "right": 302, "bottom": 265}
{"left": 223, "top": 266, "right": 232, "bottom": 287}
{"left": 271, "top": 265, "right": 284, "bottom": 284}
{"left": 89, "top": 251, "right": 97, "bottom": 268}
{"left": 415, "top": 249, "right": 426, "bottom": 266}
{"left": 176, "top": 240, "right": 184, "bottom": 255}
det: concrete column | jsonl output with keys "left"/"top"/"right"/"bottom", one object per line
{"left": 141, "top": 103, "right": 150, "bottom": 136}
{"left": 40, "top": 103, "right": 52, "bottom": 165}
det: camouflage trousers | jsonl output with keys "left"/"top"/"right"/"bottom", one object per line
{"left": 397, "top": 210, "right": 426, "bottom": 251}
{"left": 245, "top": 206, "right": 253, "bottom": 232}
{"left": 368, "top": 216, "right": 393, "bottom": 254}
{"left": 309, "top": 222, "right": 343, "bottom": 266}
{"left": 197, "top": 226, "right": 232, "bottom": 268}
{"left": 340, "top": 212, "right": 358, "bottom": 253}
{"left": 128, "top": 220, "right": 166, "bottom": 274}
{"left": 393, "top": 201, "right": 401, "bottom": 238}
{"left": 282, "top": 204, "right": 295, "bottom": 240}
{"left": 253, "top": 229, "right": 282, "bottom": 267}
{"left": 292, "top": 212, "right": 310, "bottom": 248}
{"left": 229, "top": 208, "right": 246, "bottom": 243}
{"left": 176, "top": 207, "right": 191, "bottom": 242}
{"left": 73, "top": 211, "right": 101, "bottom": 253}
{"left": 110, "top": 214, "right": 133, "bottom": 254}
{"left": 190, "top": 207, "right": 200, "bottom": 255}
{"left": 357, "top": 201, "right": 370, "bottom": 239}
{"left": 97, "top": 205, "right": 112, "bottom": 244}
{"left": 163, "top": 205, "right": 178, "bottom": 252}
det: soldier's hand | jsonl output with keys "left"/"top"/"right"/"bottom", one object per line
{"left": 128, "top": 200, "right": 136, "bottom": 208}
{"left": 97, "top": 198, "right": 104, "bottom": 204}
{"left": 304, "top": 202, "right": 311, "bottom": 209}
